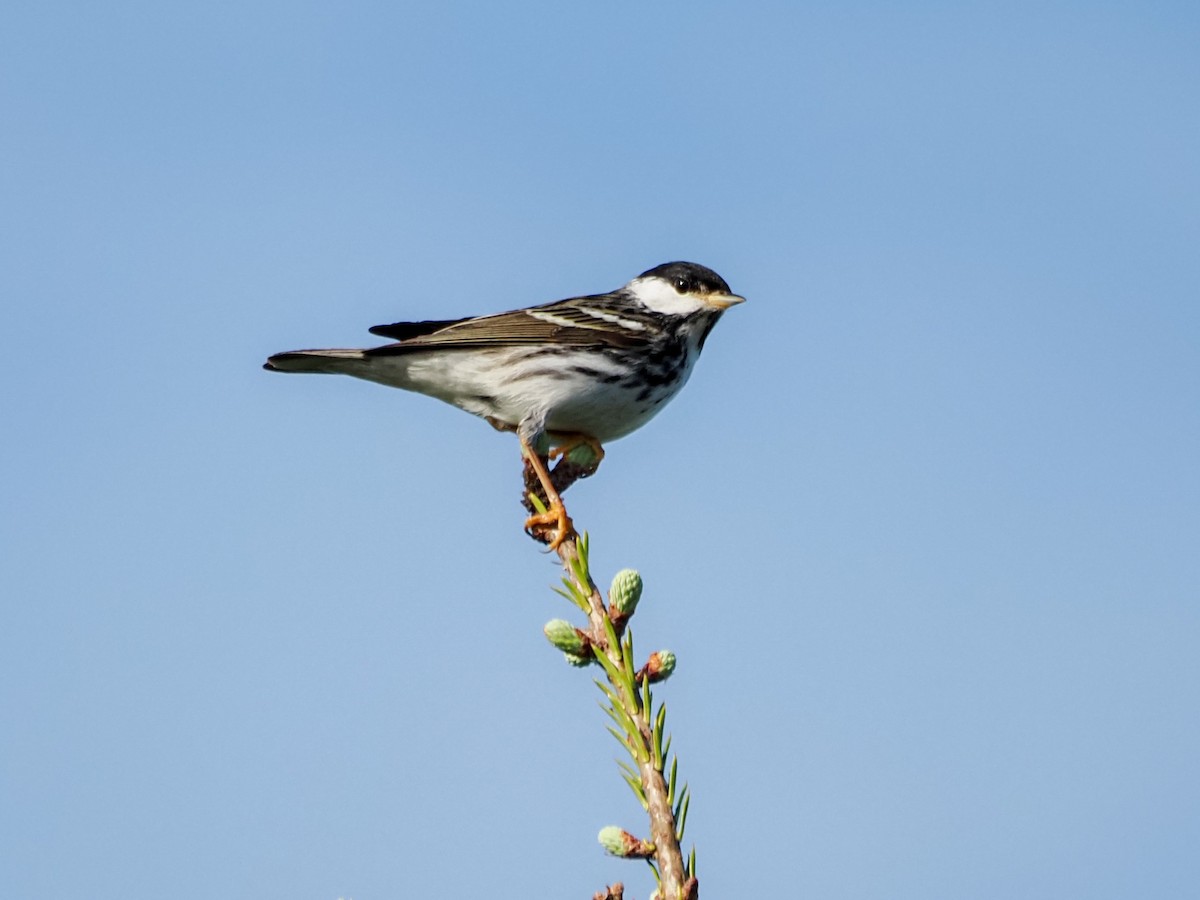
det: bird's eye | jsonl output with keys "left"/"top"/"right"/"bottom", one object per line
{"left": 674, "top": 276, "right": 689, "bottom": 292}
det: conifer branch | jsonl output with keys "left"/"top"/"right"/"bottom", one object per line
{"left": 529, "top": 454, "right": 697, "bottom": 900}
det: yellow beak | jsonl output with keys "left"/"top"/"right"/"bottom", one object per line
{"left": 704, "top": 292, "right": 746, "bottom": 310}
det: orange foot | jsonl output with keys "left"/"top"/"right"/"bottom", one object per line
{"left": 520, "top": 434, "right": 577, "bottom": 551}
{"left": 524, "top": 501, "right": 575, "bottom": 551}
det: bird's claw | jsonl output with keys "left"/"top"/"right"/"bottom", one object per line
{"left": 520, "top": 432, "right": 604, "bottom": 549}
{"left": 524, "top": 502, "right": 575, "bottom": 551}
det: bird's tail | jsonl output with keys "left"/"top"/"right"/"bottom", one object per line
{"left": 263, "top": 348, "right": 368, "bottom": 375}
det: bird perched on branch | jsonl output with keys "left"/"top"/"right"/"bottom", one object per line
{"left": 265, "top": 261, "right": 745, "bottom": 548}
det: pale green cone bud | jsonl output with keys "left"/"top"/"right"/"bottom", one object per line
{"left": 543, "top": 619, "right": 588, "bottom": 656}
{"left": 563, "top": 651, "right": 593, "bottom": 667}
{"left": 597, "top": 825, "right": 656, "bottom": 859}
{"left": 564, "top": 441, "right": 602, "bottom": 470}
{"left": 638, "top": 650, "right": 676, "bottom": 684}
{"left": 608, "top": 569, "right": 643, "bottom": 618}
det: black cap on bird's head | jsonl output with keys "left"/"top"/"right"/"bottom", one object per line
{"left": 639, "top": 261, "right": 733, "bottom": 297}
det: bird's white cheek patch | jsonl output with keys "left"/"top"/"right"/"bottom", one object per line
{"left": 627, "top": 278, "right": 707, "bottom": 316}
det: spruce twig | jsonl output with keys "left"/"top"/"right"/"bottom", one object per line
{"left": 531, "top": 451, "right": 695, "bottom": 900}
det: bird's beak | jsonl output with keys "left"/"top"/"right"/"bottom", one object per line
{"left": 703, "top": 292, "right": 746, "bottom": 310}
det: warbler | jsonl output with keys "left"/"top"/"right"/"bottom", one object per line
{"left": 265, "top": 261, "right": 744, "bottom": 546}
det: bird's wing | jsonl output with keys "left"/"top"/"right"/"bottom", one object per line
{"left": 366, "top": 293, "right": 658, "bottom": 354}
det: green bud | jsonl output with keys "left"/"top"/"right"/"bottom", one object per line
{"left": 563, "top": 651, "right": 593, "bottom": 667}
{"left": 608, "top": 568, "right": 643, "bottom": 617}
{"left": 597, "top": 825, "right": 655, "bottom": 859}
{"left": 639, "top": 650, "right": 676, "bottom": 683}
{"left": 564, "top": 441, "right": 602, "bottom": 470}
{"left": 543, "top": 619, "right": 587, "bottom": 655}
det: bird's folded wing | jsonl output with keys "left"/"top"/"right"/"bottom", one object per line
{"left": 366, "top": 294, "right": 657, "bottom": 353}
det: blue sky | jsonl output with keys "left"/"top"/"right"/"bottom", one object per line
{"left": 2, "top": 2, "right": 1198, "bottom": 898}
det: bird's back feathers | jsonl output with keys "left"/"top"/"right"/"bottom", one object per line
{"left": 363, "top": 295, "right": 655, "bottom": 355}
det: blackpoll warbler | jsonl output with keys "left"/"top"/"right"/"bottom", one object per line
{"left": 265, "top": 261, "right": 744, "bottom": 547}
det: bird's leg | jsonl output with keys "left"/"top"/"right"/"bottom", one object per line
{"left": 520, "top": 435, "right": 575, "bottom": 550}
{"left": 522, "top": 433, "right": 603, "bottom": 520}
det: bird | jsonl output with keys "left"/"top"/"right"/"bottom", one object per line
{"left": 264, "top": 261, "right": 745, "bottom": 548}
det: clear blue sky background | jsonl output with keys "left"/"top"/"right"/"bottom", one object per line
{"left": 3, "top": 3, "right": 1197, "bottom": 898}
